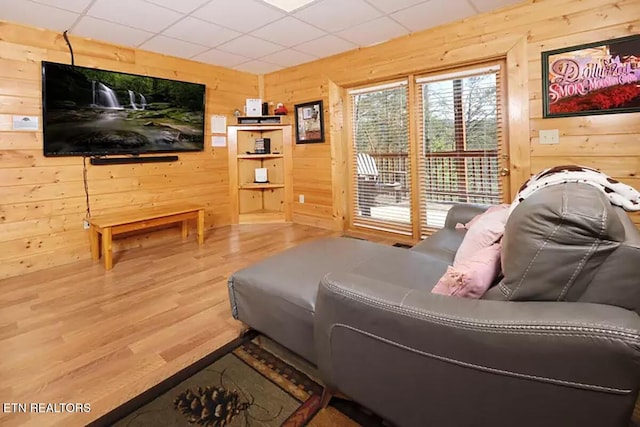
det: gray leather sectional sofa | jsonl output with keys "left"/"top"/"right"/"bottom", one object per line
{"left": 228, "top": 183, "right": 640, "bottom": 427}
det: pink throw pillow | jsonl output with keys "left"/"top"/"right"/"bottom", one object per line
{"left": 453, "top": 204, "right": 510, "bottom": 265}
{"left": 432, "top": 242, "right": 502, "bottom": 298}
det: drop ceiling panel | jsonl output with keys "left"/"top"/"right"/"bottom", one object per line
{"left": 365, "top": 0, "right": 428, "bottom": 14}
{"left": 86, "top": 0, "right": 182, "bottom": 33}
{"left": 217, "top": 35, "right": 284, "bottom": 58}
{"left": 337, "top": 16, "right": 408, "bottom": 47}
{"left": 260, "top": 48, "right": 317, "bottom": 67}
{"left": 293, "top": 0, "right": 382, "bottom": 32}
{"left": 234, "top": 60, "right": 282, "bottom": 74}
{"left": 293, "top": 34, "right": 357, "bottom": 58}
{"left": 143, "top": 0, "right": 209, "bottom": 14}
{"left": 193, "top": 0, "right": 285, "bottom": 33}
{"left": 73, "top": 16, "right": 154, "bottom": 47}
{"left": 0, "top": 0, "right": 79, "bottom": 31}
{"left": 391, "top": 0, "right": 476, "bottom": 32}
{"left": 250, "top": 17, "right": 326, "bottom": 47}
{"left": 192, "top": 49, "right": 251, "bottom": 67}
{"left": 31, "top": 0, "right": 94, "bottom": 13}
{"left": 163, "top": 17, "right": 240, "bottom": 48}
{"left": 139, "top": 35, "right": 209, "bottom": 58}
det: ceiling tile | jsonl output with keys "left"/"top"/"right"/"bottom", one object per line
{"left": 86, "top": 0, "right": 182, "bottom": 33}
{"left": 30, "top": 0, "right": 93, "bottom": 13}
{"left": 250, "top": 17, "right": 326, "bottom": 48}
{"left": 143, "top": 0, "right": 209, "bottom": 14}
{"left": 73, "top": 16, "right": 154, "bottom": 46}
{"left": 234, "top": 60, "right": 282, "bottom": 74}
{"left": 192, "top": 49, "right": 251, "bottom": 67}
{"left": 217, "top": 35, "right": 283, "bottom": 58}
{"left": 139, "top": 35, "right": 209, "bottom": 58}
{"left": 365, "top": 0, "right": 427, "bottom": 14}
{"left": 193, "top": 0, "right": 285, "bottom": 33}
{"left": 163, "top": 17, "right": 240, "bottom": 47}
{"left": 0, "top": 0, "right": 79, "bottom": 31}
{"left": 293, "top": 34, "right": 356, "bottom": 58}
{"left": 391, "top": 0, "right": 475, "bottom": 32}
{"left": 337, "top": 16, "right": 408, "bottom": 47}
{"left": 293, "top": 0, "right": 381, "bottom": 32}
{"left": 468, "top": 0, "right": 520, "bottom": 13}
{"left": 260, "top": 49, "right": 317, "bottom": 67}
{"left": 262, "top": 0, "right": 317, "bottom": 13}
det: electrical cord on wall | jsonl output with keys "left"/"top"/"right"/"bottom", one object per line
{"left": 63, "top": 30, "right": 74, "bottom": 65}
{"left": 63, "top": 29, "right": 91, "bottom": 220}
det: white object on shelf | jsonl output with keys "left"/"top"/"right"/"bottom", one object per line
{"left": 245, "top": 98, "right": 262, "bottom": 117}
{"left": 255, "top": 168, "right": 268, "bottom": 183}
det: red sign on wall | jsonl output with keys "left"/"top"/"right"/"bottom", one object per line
{"left": 542, "top": 35, "right": 640, "bottom": 118}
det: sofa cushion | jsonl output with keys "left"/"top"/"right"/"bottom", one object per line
{"left": 432, "top": 242, "right": 502, "bottom": 298}
{"left": 350, "top": 247, "right": 450, "bottom": 293}
{"left": 483, "top": 183, "right": 624, "bottom": 303}
{"left": 453, "top": 204, "right": 509, "bottom": 265}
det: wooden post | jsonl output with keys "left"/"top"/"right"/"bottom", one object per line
{"left": 89, "top": 225, "right": 100, "bottom": 261}
{"left": 181, "top": 219, "right": 188, "bottom": 240}
{"left": 102, "top": 227, "right": 113, "bottom": 270}
{"left": 197, "top": 209, "right": 204, "bottom": 245}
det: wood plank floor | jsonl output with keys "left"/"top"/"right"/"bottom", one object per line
{"left": 0, "top": 223, "right": 338, "bottom": 427}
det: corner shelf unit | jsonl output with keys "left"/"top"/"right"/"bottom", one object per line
{"left": 228, "top": 124, "right": 293, "bottom": 224}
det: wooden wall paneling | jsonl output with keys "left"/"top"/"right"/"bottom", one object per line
{"left": 506, "top": 37, "right": 530, "bottom": 199}
{"left": 531, "top": 135, "right": 640, "bottom": 157}
{"left": 531, "top": 156, "right": 639, "bottom": 180}
{"left": 0, "top": 20, "right": 258, "bottom": 278}
{"left": 328, "top": 80, "right": 347, "bottom": 231}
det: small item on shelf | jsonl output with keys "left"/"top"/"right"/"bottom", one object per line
{"left": 274, "top": 103, "right": 287, "bottom": 115}
{"left": 233, "top": 109, "right": 241, "bottom": 117}
{"left": 245, "top": 98, "right": 262, "bottom": 117}
{"left": 254, "top": 168, "right": 268, "bottom": 183}
{"left": 254, "top": 138, "right": 270, "bottom": 154}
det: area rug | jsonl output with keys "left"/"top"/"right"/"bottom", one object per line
{"left": 90, "top": 332, "right": 387, "bottom": 427}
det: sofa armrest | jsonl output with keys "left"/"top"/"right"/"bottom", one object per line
{"left": 443, "top": 203, "right": 488, "bottom": 229}
{"left": 315, "top": 272, "right": 640, "bottom": 427}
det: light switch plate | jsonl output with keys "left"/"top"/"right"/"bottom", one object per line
{"left": 539, "top": 129, "right": 559, "bottom": 144}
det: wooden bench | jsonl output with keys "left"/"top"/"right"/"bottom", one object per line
{"left": 89, "top": 203, "right": 205, "bottom": 270}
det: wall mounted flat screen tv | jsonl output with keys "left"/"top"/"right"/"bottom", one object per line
{"left": 42, "top": 61, "right": 206, "bottom": 156}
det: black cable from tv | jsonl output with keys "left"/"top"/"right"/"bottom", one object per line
{"left": 62, "top": 30, "right": 90, "bottom": 219}
{"left": 62, "top": 30, "right": 74, "bottom": 65}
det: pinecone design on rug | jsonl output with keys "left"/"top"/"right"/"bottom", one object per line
{"left": 174, "top": 385, "right": 250, "bottom": 426}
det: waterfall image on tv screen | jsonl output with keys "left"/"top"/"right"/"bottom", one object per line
{"left": 42, "top": 61, "right": 206, "bottom": 156}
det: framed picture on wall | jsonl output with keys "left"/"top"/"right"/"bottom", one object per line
{"left": 541, "top": 34, "right": 640, "bottom": 118}
{"left": 294, "top": 100, "right": 324, "bottom": 143}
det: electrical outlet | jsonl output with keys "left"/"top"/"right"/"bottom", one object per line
{"left": 299, "top": 194, "right": 305, "bottom": 203}
{"left": 539, "top": 129, "right": 559, "bottom": 144}
{"left": 83, "top": 220, "right": 90, "bottom": 230}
